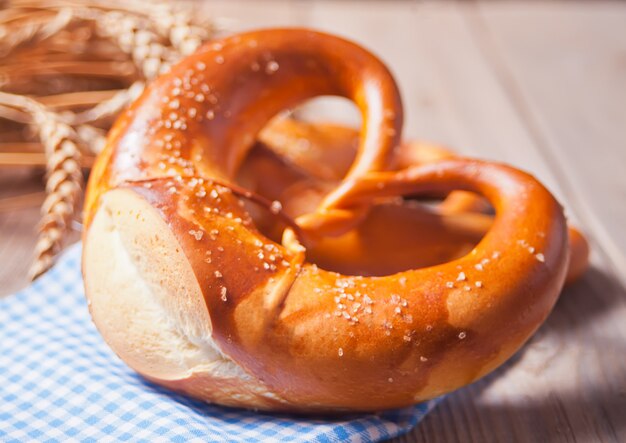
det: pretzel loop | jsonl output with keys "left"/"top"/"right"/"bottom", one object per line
{"left": 85, "top": 28, "right": 402, "bottom": 237}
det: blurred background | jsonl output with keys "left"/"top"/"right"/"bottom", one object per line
{"left": 1, "top": 1, "right": 625, "bottom": 441}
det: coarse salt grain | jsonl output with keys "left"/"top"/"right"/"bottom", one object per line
{"left": 189, "top": 229, "right": 203, "bottom": 240}
{"left": 265, "top": 61, "right": 279, "bottom": 73}
{"left": 270, "top": 200, "right": 282, "bottom": 214}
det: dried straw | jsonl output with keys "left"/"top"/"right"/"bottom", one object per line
{"left": 0, "top": 0, "right": 220, "bottom": 277}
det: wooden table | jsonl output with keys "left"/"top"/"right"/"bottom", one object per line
{"left": 1, "top": 1, "right": 625, "bottom": 441}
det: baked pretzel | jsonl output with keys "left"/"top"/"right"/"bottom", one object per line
{"left": 83, "top": 29, "right": 587, "bottom": 412}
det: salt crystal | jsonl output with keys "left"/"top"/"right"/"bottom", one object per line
{"left": 270, "top": 200, "right": 282, "bottom": 214}
{"left": 265, "top": 61, "right": 279, "bottom": 74}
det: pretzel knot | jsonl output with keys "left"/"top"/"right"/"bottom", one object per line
{"left": 83, "top": 29, "right": 589, "bottom": 412}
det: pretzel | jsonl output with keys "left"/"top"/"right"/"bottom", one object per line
{"left": 83, "top": 29, "right": 587, "bottom": 412}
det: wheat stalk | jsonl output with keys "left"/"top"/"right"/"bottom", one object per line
{"left": 0, "top": 0, "right": 219, "bottom": 277}
{"left": 0, "top": 91, "right": 84, "bottom": 279}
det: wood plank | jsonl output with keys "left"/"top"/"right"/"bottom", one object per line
{"left": 473, "top": 0, "right": 626, "bottom": 282}
{"left": 200, "top": 0, "right": 304, "bottom": 31}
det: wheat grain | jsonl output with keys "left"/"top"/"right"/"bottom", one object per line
{"left": 87, "top": 10, "right": 177, "bottom": 80}
{"left": 0, "top": 92, "right": 84, "bottom": 280}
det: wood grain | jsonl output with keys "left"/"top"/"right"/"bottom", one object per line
{"left": 473, "top": 1, "right": 626, "bottom": 282}
{"left": 1, "top": 1, "right": 624, "bottom": 441}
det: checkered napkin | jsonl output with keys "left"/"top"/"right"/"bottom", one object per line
{"left": 0, "top": 244, "right": 439, "bottom": 442}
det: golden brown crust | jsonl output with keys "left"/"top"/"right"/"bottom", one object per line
{"left": 84, "top": 28, "right": 403, "bottom": 227}
{"left": 252, "top": 118, "right": 588, "bottom": 282}
{"left": 83, "top": 28, "right": 586, "bottom": 412}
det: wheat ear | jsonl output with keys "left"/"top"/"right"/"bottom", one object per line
{"left": 0, "top": 91, "right": 84, "bottom": 279}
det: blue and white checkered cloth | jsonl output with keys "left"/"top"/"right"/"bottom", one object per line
{"left": 0, "top": 244, "right": 439, "bottom": 442}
